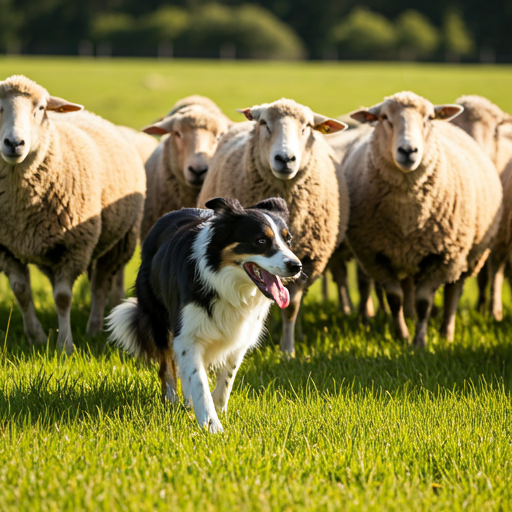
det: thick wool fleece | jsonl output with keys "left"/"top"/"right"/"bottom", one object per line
{"left": 451, "top": 95, "right": 512, "bottom": 175}
{"left": 140, "top": 97, "right": 232, "bottom": 242}
{"left": 0, "top": 78, "right": 145, "bottom": 282}
{"left": 198, "top": 120, "right": 347, "bottom": 285}
{"left": 345, "top": 119, "right": 502, "bottom": 291}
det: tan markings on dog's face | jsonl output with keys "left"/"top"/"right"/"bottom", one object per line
{"left": 220, "top": 243, "right": 247, "bottom": 268}
{"left": 265, "top": 226, "right": 274, "bottom": 239}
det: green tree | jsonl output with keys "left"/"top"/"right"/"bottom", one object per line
{"left": 182, "top": 3, "right": 304, "bottom": 59}
{"left": 0, "top": 0, "right": 22, "bottom": 51}
{"left": 443, "top": 9, "right": 475, "bottom": 57}
{"left": 396, "top": 10, "right": 439, "bottom": 59}
{"left": 330, "top": 7, "right": 396, "bottom": 57}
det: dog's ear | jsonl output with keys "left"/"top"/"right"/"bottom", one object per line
{"left": 251, "top": 197, "right": 289, "bottom": 221}
{"left": 205, "top": 197, "right": 244, "bottom": 215}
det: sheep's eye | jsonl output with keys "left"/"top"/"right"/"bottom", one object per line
{"left": 174, "top": 131, "right": 181, "bottom": 138}
{"left": 259, "top": 119, "right": 267, "bottom": 125}
{"left": 256, "top": 238, "right": 267, "bottom": 245}
{"left": 301, "top": 126, "right": 307, "bottom": 135}
{"left": 39, "top": 105, "right": 44, "bottom": 111}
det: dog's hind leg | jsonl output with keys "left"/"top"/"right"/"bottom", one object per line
{"left": 211, "top": 350, "right": 244, "bottom": 414}
{"left": 174, "top": 334, "right": 223, "bottom": 433}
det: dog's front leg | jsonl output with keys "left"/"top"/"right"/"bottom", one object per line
{"left": 174, "top": 336, "right": 224, "bottom": 434}
{"left": 211, "top": 350, "right": 245, "bottom": 414}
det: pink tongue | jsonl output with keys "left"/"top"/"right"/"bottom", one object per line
{"left": 260, "top": 269, "right": 290, "bottom": 308}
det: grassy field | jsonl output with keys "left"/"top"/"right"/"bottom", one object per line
{"left": 1, "top": 57, "right": 512, "bottom": 511}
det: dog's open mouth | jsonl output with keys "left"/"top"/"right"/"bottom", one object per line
{"left": 243, "top": 262, "right": 290, "bottom": 308}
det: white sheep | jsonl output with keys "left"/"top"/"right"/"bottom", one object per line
{"left": 451, "top": 95, "right": 512, "bottom": 175}
{"left": 197, "top": 98, "right": 348, "bottom": 356}
{"left": 343, "top": 91, "right": 502, "bottom": 346}
{"left": 139, "top": 96, "right": 232, "bottom": 241}
{"left": 0, "top": 75, "right": 145, "bottom": 355}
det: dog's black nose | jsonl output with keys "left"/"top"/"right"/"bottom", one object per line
{"left": 286, "top": 260, "right": 302, "bottom": 274}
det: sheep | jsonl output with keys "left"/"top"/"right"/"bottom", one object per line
{"left": 489, "top": 160, "right": 512, "bottom": 320}
{"left": 324, "top": 122, "right": 386, "bottom": 317}
{"left": 117, "top": 125, "right": 159, "bottom": 165}
{"left": 449, "top": 95, "right": 512, "bottom": 313}
{"left": 343, "top": 91, "right": 502, "bottom": 346}
{"left": 0, "top": 75, "right": 145, "bottom": 355}
{"left": 451, "top": 95, "right": 512, "bottom": 175}
{"left": 139, "top": 96, "right": 232, "bottom": 242}
{"left": 197, "top": 98, "right": 348, "bottom": 356}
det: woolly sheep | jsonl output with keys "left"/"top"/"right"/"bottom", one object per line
{"left": 139, "top": 96, "right": 232, "bottom": 241}
{"left": 197, "top": 98, "right": 348, "bottom": 356}
{"left": 450, "top": 95, "right": 512, "bottom": 313}
{"left": 344, "top": 91, "right": 502, "bottom": 346}
{"left": 117, "top": 125, "right": 159, "bottom": 165}
{"left": 0, "top": 75, "right": 145, "bottom": 355}
{"left": 451, "top": 95, "right": 512, "bottom": 175}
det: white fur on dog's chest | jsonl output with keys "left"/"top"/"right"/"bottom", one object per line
{"left": 180, "top": 292, "right": 271, "bottom": 367}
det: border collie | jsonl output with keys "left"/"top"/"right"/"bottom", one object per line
{"left": 107, "top": 197, "right": 302, "bottom": 433}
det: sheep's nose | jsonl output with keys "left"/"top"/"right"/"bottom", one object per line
{"left": 285, "top": 260, "right": 302, "bottom": 275}
{"left": 397, "top": 145, "right": 418, "bottom": 157}
{"left": 274, "top": 153, "right": 296, "bottom": 165}
{"left": 4, "top": 137, "right": 25, "bottom": 149}
{"left": 188, "top": 166, "right": 208, "bottom": 177}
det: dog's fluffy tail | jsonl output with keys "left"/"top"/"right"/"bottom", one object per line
{"left": 107, "top": 298, "right": 145, "bottom": 358}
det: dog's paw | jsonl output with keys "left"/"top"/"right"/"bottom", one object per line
{"left": 208, "top": 418, "right": 224, "bottom": 434}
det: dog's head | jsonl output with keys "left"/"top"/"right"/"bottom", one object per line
{"left": 203, "top": 197, "right": 302, "bottom": 308}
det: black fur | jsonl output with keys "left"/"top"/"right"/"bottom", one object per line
{"left": 125, "top": 198, "right": 291, "bottom": 358}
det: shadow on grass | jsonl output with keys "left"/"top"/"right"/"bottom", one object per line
{"left": 0, "top": 297, "right": 511, "bottom": 429}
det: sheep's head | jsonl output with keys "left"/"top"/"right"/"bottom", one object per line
{"left": 238, "top": 98, "right": 347, "bottom": 181}
{"left": 0, "top": 75, "right": 83, "bottom": 165}
{"left": 351, "top": 91, "right": 463, "bottom": 172}
{"left": 450, "top": 95, "right": 512, "bottom": 162}
{"left": 143, "top": 104, "right": 231, "bottom": 188}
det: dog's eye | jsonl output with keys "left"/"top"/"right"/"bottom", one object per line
{"left": 286, "top": 237, "right": 292, "bottom": 247}
{"left": 256, "top": 238, "right": 267, "bottom": 245}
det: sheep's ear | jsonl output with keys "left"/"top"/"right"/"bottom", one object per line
{"left": 142, "top": 117, "right": 174, "bottom": 136}
{"left": 434, "top": 104, "right": 464, "bottom": 122}
{"left": 46, "top": 96, "right": 83, "bottom": 113}
{"left": 236, "top": 105, "right": 265, "bottom": 122}
{"left": 251, "top": 197, "right": 289, "bottom": 220}
{"left": 205, "top": 197, "right": 243, "bottom": 215}
{"left": 350, "top": 108, "right": 379, "bottom": 124}
{"left": 312, "top": 114, "right": 348, "bottom": 134}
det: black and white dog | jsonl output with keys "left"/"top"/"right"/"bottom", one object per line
{"left": 107, "top": 197, "right": 302, "bottom": 433}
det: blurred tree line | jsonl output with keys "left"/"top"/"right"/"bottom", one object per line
{"left": 0, "top": 0, "right": 507, "bottom": 61}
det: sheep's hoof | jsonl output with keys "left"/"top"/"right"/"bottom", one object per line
{"left": 412, "top": 334, "right": 426, "bottom": 348}
{"left": 493, "top": 310, "right": 503, "bottom": 322}
{"left": 28, "top": 327, "right": 48, "bottom": 346}
{"left": 86, "top": 319, "right": 103, "bottom": 337}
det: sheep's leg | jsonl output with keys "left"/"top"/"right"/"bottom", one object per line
{"left": 331, "top": 260, "right": 352, "bottom": 314}
{"left": 375, "top": 283, "right": 388, "bottom": 314}
{"left": 109, "top": 267, "right": 125, "bottom": 308}
{"left": 413, "top": 285, "right": 436, "bottom": 348}
{"left": 321, "top": 273, "right": 329, "bottom": 302}
{"left": 384, "top": 281, "right": 409, "bottom": 341}
{"left": 174, "top": 336, "right": 223, "bottom": 433}
{"left": 357, "top": 264, "right": 374, "bottom": 318}
{"left": 476, "top": 261, "right": 489, "bottom": 312}
{"left": 87, "top": 259, "right": 114, "bottom": 336}
{"left": 279, "top": 282, "right": 304, "bottom": 357}
{"left": 401, "top": 277, "right": 415, "bottom": 320}
{"left": 53, "top": 279, "right": 74, "bottom": 355}
{"left": 211, "top": 349, "right": 244, "bottom": 414}
{"left": 4, "top": 258, "right": 47, "bottom": 345}
{"left": 439, "top": 279, "right": 464, "bottom": 341}
{"left": 490, "top": 261, "right": 506, "bottom": 321}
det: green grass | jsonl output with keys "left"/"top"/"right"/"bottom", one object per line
{"left": 1, "top": 58, "right": 512, "bottom": 511}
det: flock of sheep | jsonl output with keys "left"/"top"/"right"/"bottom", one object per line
{"left": 0, "top": 74, "right": 511, "bottom": 356}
